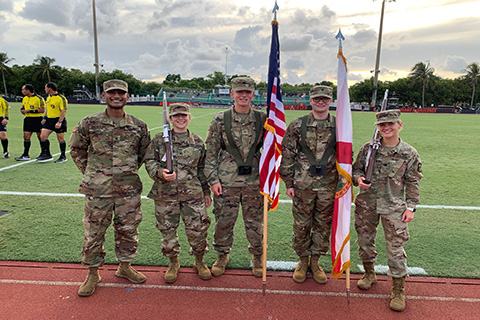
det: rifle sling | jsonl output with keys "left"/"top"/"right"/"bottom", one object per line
{"left": 299, "top": 114, "right": 336, "bottom": 167}
{"left": 223, "top": 109, "right": 262, "bottom": 167}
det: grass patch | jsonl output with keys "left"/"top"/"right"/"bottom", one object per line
{"left": 0, "top": 103, "right": 479, "bottom": 278}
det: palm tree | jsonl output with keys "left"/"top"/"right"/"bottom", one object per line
{"left": 409, "top": 61, "right": 435, "bottom": 108}
{"left": 0, "top": 52, "right": 15, "bottom": 95}
{"left": 32, "top": 56, "right": 62, "bottom": 83}
{"left": 464, "top": 63, "right": 480, "bottom": 109}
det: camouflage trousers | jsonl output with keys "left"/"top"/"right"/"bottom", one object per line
{"left": 292, "top": 188, "right": 335, "bottom": 256}
{"left": 154, "top": 198, "right": 211, "bottom": 258}
{"left": 354, "top": 198, "right": 410, "bottom": 277}
{"left": 212, "top": 186, "right": 263, "bottom": 255}
{"left": 82, "top": 194, "right": 142, "bottom": 268}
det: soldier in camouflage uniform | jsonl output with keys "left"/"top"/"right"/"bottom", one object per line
{"left": 144, "top": 103, "right": 212, "bottom": 283}
{"left": 280, "top": 85, "right": 337, "bottom": 284}
{"left": 70, "top": 79, "right": 151, "bottom": 297}
{"left": 352, "top": 109, "right": 423, "bottom": 312}
{"left": 204, "top": 77, "right": 267, "bottom": 278}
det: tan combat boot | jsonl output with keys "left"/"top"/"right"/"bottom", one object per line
{"left": 115, "top": 262, "right": 147, "bottom": 283}
{"left": 252, "top": 255, "right": 263, "bottom": 278}
{"left": 78, "top": 267, "right": 101, "bottom": 297}
{"left": 193, "top": 254, "right": 212, "bottom": 280}
{"left": 357, "top": 261, "right": 377, "bottom": 290}
{"left": 390, "top": 276, "right": 406, "bottom": 311}
{"left": 211, "top": 254, "right": 229, "bottom": 277}
{"left": 293, "top": 256, "right": 309, "bottom": 283}
{"left": 310, "top": 255, "right": 327, "bottom": 284}
{"left": 164, "top": 256, "right": 180, "bottom": 283}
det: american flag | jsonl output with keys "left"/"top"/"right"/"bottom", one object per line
{"left": 259, "top": 20, "right": 286, "bottom": 211}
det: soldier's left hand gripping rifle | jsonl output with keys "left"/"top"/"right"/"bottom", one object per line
{"left": 163, "top": 91, "right": 174, "bottom": 174}
{"left": 364, "top": 89, "right": 389, "bottom": 184}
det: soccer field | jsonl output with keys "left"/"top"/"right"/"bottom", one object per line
{"left": 0, "top": 103, "right": 479, "bottom": 278}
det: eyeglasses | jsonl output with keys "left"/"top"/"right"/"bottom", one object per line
{"left": 311, "top": 97, "right": 331, "bottom": 103}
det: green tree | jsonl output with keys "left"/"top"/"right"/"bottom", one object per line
{"left": 464, "top": 62, "right": 480, "bottom": 108}
{"left": 140, "top": 81, "right": 163, "bottom": 96}
{"left": 190, "top": 77, "right": 212, "bottom": 89}
{"left": 389, "top": 77, "right": 414, "bottom": 105}
{"left": 409, "top": 61, "right": 435, "bottom": 108}
{"left": 0, "top": 52, "right": 16, "bottom": 95}
{"left": 206, "top": 71, "right": 227, "bottom": 86}
{"left": 350, "top": 77, "right": 375, "bottom": 103}
{"left": 98, "top": 69, "right": 143, "bottom": 94}
{"left": 32, "top": 56, "right": 63, "bottom": 83}
{"left": 430, "top": 77, "right": 455, "bottom": 106}
{"left": 58, "top": 68, "right": 95, "bottom": 97}
{"left": 163, "top": 74, "right": 181, "bottom": 87}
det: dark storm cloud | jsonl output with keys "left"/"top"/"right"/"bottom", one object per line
{"left": 282, "top": 35, "right": 313, "bottom": 52}
{"left": 284, "top": 56, "right": 305, "bottom": 70}
{"left": 0, "top": 14, "right": 6, "bottom": 40}
{"left": 442, "top": 56, "right": 468, "bottom": 74}
{"left": 233, "top": 25, "right": 264, "bottom": 50}
{"left": 351, "top": 29, "right": 377, "bottom": 46}
{"left": 0, "top": 0, "right": 13, "bottom": 11}
{"left": 20, "top": 0, "right": 73, "bottom": 27}
{"left": 36, "top": 31, "right": 66, "bottom": 42}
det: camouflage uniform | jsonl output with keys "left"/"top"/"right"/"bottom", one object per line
{"left": 204, "top": 107, "right": 267, "bottom": 255}
{"left": 69, "top": 110, "right": 151, "bottom": 268}
{"left": 279, "top": 113, "right": 337, "bottom": 256}
{"left": 145, "top": 131, "right": 211, "bottom": 258}
{"left": 352, "top": 139, "right": 423, "bottom": 277}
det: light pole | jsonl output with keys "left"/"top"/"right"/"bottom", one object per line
{"left": 370, "top": 0, "right": 395, "bottom": 108}
{"left": 92, "top": 0, "right": 101, "bottom": 100}
{"left": 224, "top": 47, "right": 228, "bottom": 87}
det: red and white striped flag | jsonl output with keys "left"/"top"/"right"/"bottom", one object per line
{"left": 259, "top": 21, "right": 286, "bottom": 211}
{"left": 331, "top": 48, "right": 352, "bottom": 279}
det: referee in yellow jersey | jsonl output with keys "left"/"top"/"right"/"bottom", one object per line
{"left": 0, "top": 95, "right": 10, "bottom": 158}
{"left": 38, "top": 82, "right": 68, "bottom": 163}
{"left": 15, "top": 84, "right": 45, "bottom": 161}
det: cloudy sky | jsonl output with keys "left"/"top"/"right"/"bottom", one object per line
{"left": 1, "top": 0, "right": 479, "bottom": 85}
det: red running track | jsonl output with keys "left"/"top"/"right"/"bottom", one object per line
{"left": 1, "top": 261, "right": 479, "bottom": 320}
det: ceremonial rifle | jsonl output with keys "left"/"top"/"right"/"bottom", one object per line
{"left": 364, "top": 89, "right": 389, "bottom": 184}
{"left": 163, "top": 91, "right": 174, "bottom": 174}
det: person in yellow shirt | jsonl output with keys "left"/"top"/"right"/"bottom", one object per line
{"left": 15, "top": 84, "right": 45, "bottom": 161}
{"left": 38, "top": 82, "right": 68, "bottom": 163}
{"left": 0, "top": 96, "right": 10, "bottom": 158}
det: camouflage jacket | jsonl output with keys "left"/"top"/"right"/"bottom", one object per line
{"left": 204, "top": 107, "right": 267, "bottom": 188}
{"left": 69, "top": 110, "right": 151, "bottom": 196}
{"left": 144, "top": 130, "right": 210, "bottom": 201}
{"left": 280, "top": 113, "right": 337, "bottom": 190}
{"left": 352, "top": 139, "right": 423, "bottom": 214}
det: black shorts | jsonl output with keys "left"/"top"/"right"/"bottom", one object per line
{"left": 0, "top": 117, "right": 6, "bottom": 132}
{"left": 24, "top": 117, "right": 43, "bottom": 133}
{"left": 42, "top": 117, "right": 67, "bottom": 133}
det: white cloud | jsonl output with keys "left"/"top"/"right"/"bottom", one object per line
{"left": 1, "top": 0, "right": 479, "bottom": 86}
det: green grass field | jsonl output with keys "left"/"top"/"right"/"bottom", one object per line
{"left": 0, "top": 103, "right": 479, "bottom": 279}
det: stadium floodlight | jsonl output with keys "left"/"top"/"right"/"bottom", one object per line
{"left": 92, "top": 0, "right": 101, "bottom": 101}
{"left": 371, "top": 0, "right": 396, "bottom": 108}
{"left": 225, "top": 47, "right": 228, "bottom": 87}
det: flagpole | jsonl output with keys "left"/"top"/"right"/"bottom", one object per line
{"left": 346, "top": 268, "right": 351, "bottom": 304}
{"left": 262, "top": 195, "right": 268, "bottom": 296}
{"left": 262, "top": 0, "right": 280, "bottom": 296}
{"left": 335, "top": 29, "right": 352, "bottom": 305}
